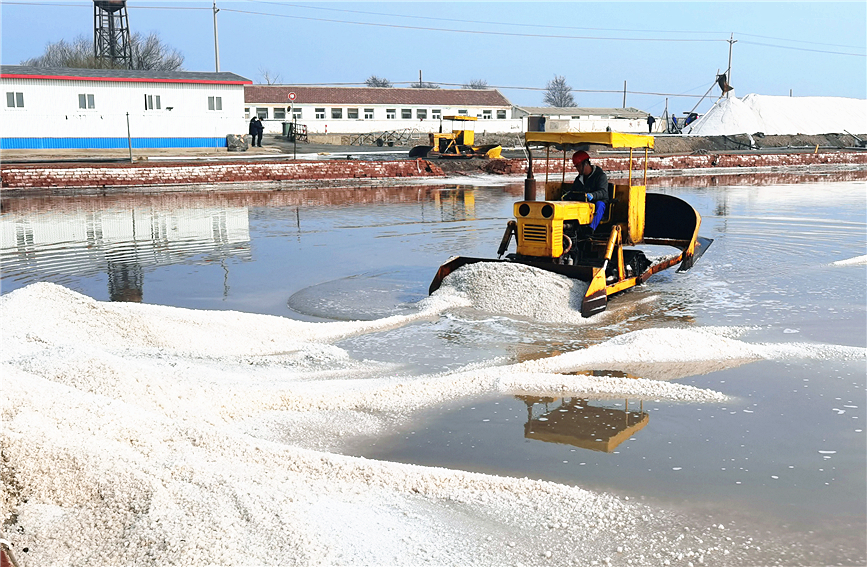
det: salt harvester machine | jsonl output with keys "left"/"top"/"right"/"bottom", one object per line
{"left": 428, "top": 131, "right": 713, "bottom": 317}
{"left": 409, "top": 115, "right": 503, "bottom": 159}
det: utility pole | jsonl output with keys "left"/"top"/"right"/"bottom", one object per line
{"left": 213, "top": 0, "right": 221, "bottom": 72}
{"left": 419, "top": 70, "right": 422, "bottom": 87}
{"left": 663, "top": 97, "right": 669, "bottom": 133}
{"left": 726, "top": 33, "right": 737, "bottom": 93}
{"left": 622, "top": 80, "right": 627, "bottom": 108}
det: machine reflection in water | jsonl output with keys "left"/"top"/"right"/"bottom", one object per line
{"left": 517, "top": 371, "right": 649, "bottom": 453}
{"left": 432, "top": 186, "right": 476, "bottom": 222}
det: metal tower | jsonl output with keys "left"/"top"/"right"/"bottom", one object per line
{"left": 93, "top": 0, "right": 133, "bottom": 69}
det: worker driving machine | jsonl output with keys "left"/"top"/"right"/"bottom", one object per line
{"left": 428, "top": 131, "right": 713, "bottom": 317}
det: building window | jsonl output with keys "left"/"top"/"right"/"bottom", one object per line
{"left": 432, "top": 109, "right": 441, "bottom": 120}
{"left": 386, "top": 108, "right": 396, "bottom": 119}
{"left": 78, "top": 93, "right": 95, "bottom": 109}
{"left": 401, "top": 108, "right": 412, "bottom": 119}
{"left": 293, "top": 107, "right": 302, "bottom": 119}
{"left": 257, "top": 108, "right": 268, "bottom": 119}
{"left": 482, "top": 109, "right": 492, "bottom": 119}
{"left": 145, "top": 94, "right": 161, "bottom": 110}
{"left": 6, "top": 92, "right": 24, "bottom": 108}
{"left": 347, "top": 108, "right": 359, "bottom": 119}
{"left": 497, "top": 109, "right": 507, "bottom": 119}
{"left": 208, "top": 96, "right": 222, "bottom": 111}
{"left": 331, "top": 108, "right": 343, "bottom": 119}
{"left": 274, "top": 108, "right": 286, "bottom": 120}
{"left": 457, "top": 109, "right": 468, "bottom": 115}
{"left": 364, "top": 108, "right": 374, "bottom": 119}
{"left": 245, "top": 107, "right": 250, "bottom": 119}
{"left": 315, "top": 108, "right": 325, "bottom": 119}
{"left": 416, "top": 109, "right": 427, "bottom": 120}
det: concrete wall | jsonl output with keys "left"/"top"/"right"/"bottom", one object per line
{"left": 4, "top": 151, "right": 864, "bottom": 191}
{"left": 0, "top": 158, "right": 445, "bottom": 189}
{"left": 483, "top": 151, "right": 867, "bottom": 176}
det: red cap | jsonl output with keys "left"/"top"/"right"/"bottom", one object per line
{"left": 572, "top": 151, "right": 590, "bottom": 166}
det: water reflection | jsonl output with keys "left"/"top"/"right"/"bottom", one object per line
{"left": 520, "top": 394, "right": 648, "bottom": 453}
{"left": 0, "top": 184, "right": 494, "bottom": 306}
{"left": 433, "top": 186, "right": 476, "bottom": 222}
{"left": 649, "top": 168, "right": 867, "bottom": 188}
{"left": 1, "top": 197, "right": 252, "bottom": 301}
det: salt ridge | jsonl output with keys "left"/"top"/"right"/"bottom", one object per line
{"left": 831, "top": 254, "right": 867, "bottom": 266}
{"left": 2, "top": 282, "right": 865, "bottom": 566}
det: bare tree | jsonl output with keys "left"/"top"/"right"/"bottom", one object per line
{"left": 130, "top": 32, "right": 183, "bottom": 71}
{"left": 544, "top": 75, "right": 576, "bottom": 107}
{"left": 410, "top": 81, "right": 440, "bottom": 89}
{"left": 365, "top": 75, "right": 392, "bottom": 88}
{"left": 259, "top": 67, "right": 282, "bottom": 85}
{"left": 22, "top": 32, "right": 184, "bottom": 71}
{"left": 462, "top": 79, "right": 488, "bottom": 89}
{"left": 21, "top": 36, "right": 103, "bottom": 68}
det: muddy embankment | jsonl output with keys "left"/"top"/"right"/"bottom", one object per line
{"left": 1, "top": 134, "right": 865, "bottom": 192}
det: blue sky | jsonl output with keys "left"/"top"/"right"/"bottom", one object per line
{"left": 2, "top": 1, "right": 865, "bottom": 116}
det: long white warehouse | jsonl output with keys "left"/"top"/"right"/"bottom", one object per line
{"left": 1, "top": 65, "right": 251, "bottom": 149}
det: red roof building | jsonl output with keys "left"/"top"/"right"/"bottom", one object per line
{"left": 244, "top": 85, "right": 517, "bottom": 135}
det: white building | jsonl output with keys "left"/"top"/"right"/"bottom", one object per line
{"left": 513, "top": 106, "right": 657, "bottom": 134}
{"left": 244, "top": 85, "right": 521, "bottom": 136}
{"left": 1, "top": 65, "right": 251, "bottom": 149}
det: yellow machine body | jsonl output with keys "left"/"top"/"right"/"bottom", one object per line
{"left": 433, "top": 115, "right": 476, "bottom": 150}
{"left": 513, "top": 201, "right": 594, "bottom": 257}
{"left": 535, "top": 183, "right": 647, "bottom": 250}
{"left": 410, "top": 115, "right": 503, "bottom": 159}
{"left": 428, "top": 131, "right": 713, "bottom": 317}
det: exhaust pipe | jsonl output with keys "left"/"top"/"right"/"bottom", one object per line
{"left": 524, "top": 142, "right": 536, "bottom": 200}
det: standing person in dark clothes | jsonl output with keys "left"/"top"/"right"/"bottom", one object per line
{"left": 646, "top": 114, "right": 656, "bottom": 133}
{"left": 249, "top": 117, "right": 264, "bottom": 147}
{"left": 562, "top": 151, "right": 609, "bottom": 231}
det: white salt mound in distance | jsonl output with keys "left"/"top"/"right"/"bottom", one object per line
{"left": 831, "top": 254, "right": 867, "bottom": 266}
{"left": 436, "top": 262, "right": 591, "bottom": 323}
{"left": 684, "top": 94, "right": 867, "bottom": 136}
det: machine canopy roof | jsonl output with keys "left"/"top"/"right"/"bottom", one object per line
{"left": 524, "top": 131, "right": 654, "bottom": 149}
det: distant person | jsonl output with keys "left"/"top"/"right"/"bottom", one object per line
{"left": 562, "top": 151, "right": 609, "bottom": 231}
{"left": 684, "top": 112, "right": 699, "bottom": 126}
{"left": 647, "top": 115, "right": 656, "bottom": 133}
{"left": 249, "top": 117, "right": 264, "bottom": 147}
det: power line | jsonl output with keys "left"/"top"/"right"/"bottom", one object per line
{"left": 735, "top": 31, "right": 863, "bottom": 50}
{"left": 5, "top": 1, "right": 863, "bottom": 56}
{"left": 250, "top": 1, "right": 729, "bottom": 37}
{"left": 277, "top": 81, "right": 717, "bottom": 99}
{"left": 252, "top": 1, "right": 866, "bottom": 51}
{"left": 219, "top": 7, "right": 724, "bottom": 44}
{"left": 740, "top": 40, "right": 864, "bottom": 58}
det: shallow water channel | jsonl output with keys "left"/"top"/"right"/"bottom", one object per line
{"left": 2, "top": 172, "right": 865, "bottom": 561}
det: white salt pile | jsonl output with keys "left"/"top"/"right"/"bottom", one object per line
{"left": 436, "top": 261, "right": 595, "bottom": 324}
{"left": 684, "top": 93, "right": 867, "bottom": 136}
{"left": 831, "top": 254, "right": 867, "bottom": 266}
{"left": 2, "top": 282, "right": 865, "bottom": 566}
